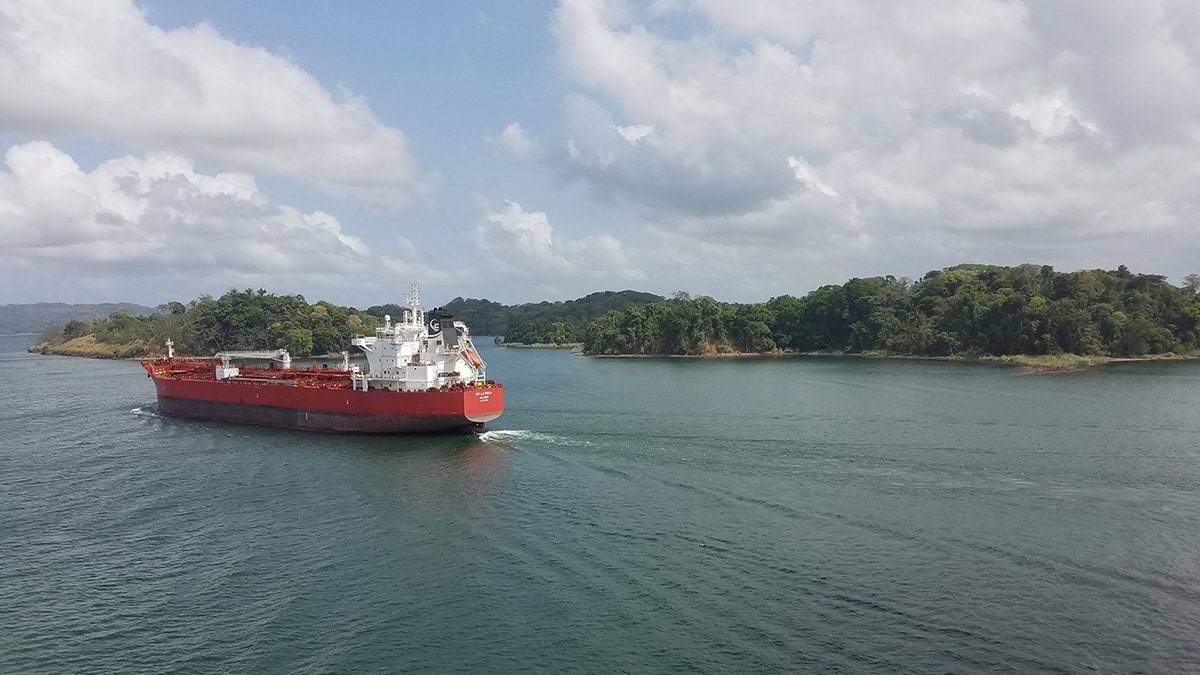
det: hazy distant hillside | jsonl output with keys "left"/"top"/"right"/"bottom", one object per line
{"left": 0, "top": 303, "right": 158, "bottom": 334}
{"left": 441, "top": 290, "right": 665, "bottom": 337}
{"left": 364, "top": 290, "right": 664, "bottom": 337}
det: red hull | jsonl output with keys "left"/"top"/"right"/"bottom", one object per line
{"left": 143, "top": 360, "right": 503, "bottom": 434}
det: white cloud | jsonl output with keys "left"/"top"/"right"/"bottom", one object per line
{"left": 547, "top": 0, "right": 1200, "bottom": 289}
{"left": 787, "top": 156, "right": 839, "bottom": 198}
{"left": 0, "top": 142, "right": 370, "bottom": 278}
{"left": 480, "top": 200, "right": 559, "bottom": 267}
{"left": 0, "top": 0, "right": 433, "bottom": 206}
{"left": 493, "top": 122, "right": 541, "bottom": 160}
{"left": 1007, "top": 89, "right": 1099, "bottom": 140}
{"left": 612, "top": 124, "right": 654, "bottom": 145}
{"left": 475, "top": 200, "right": 638, "bottom": 281}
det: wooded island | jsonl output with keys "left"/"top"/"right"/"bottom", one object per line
{"left": 582, "top": 264, "right": 1200, "bottom": 359}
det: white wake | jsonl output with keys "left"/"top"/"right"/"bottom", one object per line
{"left": 478, "top": 429, "right": 590, "bottom": 447}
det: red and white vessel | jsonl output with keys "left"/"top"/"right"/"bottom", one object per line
{"left": 142, "top": 289, "right": 502, "bottom": 433}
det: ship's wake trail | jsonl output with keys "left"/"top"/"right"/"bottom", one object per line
{"left": 478, "top": 429, "right": 527, "bottom": 445}
{"left": 478, "top": 429, "right": 590, "bottom": 447}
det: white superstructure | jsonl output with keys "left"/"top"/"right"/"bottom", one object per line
{"left": 349, "top": 286, "right": 487, "bottom": 392}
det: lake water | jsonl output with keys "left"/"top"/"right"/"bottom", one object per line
{"left": 3, "top": 333, "right": 1200, "bottom": 672}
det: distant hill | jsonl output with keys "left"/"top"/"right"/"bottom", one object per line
{"left": 0, "top": 303, "right": 158, "bottom": 334}
{"left": 371, "top": 290, "right": 664, "bottom": 337}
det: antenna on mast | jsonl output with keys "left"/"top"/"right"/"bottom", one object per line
{"left": 405, "top": 283, "right": 422, "bottom": 325}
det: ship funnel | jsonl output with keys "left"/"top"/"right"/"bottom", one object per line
{"left": 428, "top": 309, "right": 459, "bottom": 349}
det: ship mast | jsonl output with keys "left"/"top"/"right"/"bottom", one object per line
{"left": 406, "top": 283, "right": 422, "bottom": 327}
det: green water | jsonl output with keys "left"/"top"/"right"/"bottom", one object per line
{"left": 3, "top": 334, "right": 1199, "bottom": 672}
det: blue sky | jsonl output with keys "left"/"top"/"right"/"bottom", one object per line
{"left": 2, "top": 0, "right": 1199, "bottom": 307}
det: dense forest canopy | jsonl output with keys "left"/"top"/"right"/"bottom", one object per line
{"left": 440, "top": 290, "right": 665, "bottom": 340}
{"left": 584, "top": 265, "right": 1200, "bottom": 357}
{"left": 37, "top": 289, "right": 384, "bottom": 358}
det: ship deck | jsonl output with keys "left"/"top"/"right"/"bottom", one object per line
{"left": 148, "top": 359, "right": 356, "bottom": 389}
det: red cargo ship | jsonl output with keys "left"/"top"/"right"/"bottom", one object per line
{"left": 141, "top": 290, "right": 502, "bottom": 433}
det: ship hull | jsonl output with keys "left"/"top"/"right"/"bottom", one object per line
{"left": 147, "top": 371, "right": 503, "bottom": 434}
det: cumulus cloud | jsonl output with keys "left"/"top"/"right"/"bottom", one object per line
{"left": 0, "top": 142, "right": 370, "bottom": 279}
{"left": 476, "top": 200, "right": 638, "bottom": 282}
{"left": 787, "top": 156, "right": 838, "bottom": 198}
{"left": 612, "top": 124, "right": 654, "bottom": 145}
{"left": 493, "top": 122, "right": 541, "bottom": 160}
{"left": 0, "top": 0, "right": 432, "bottom": 206}
{"left": 548, "top": 0, "right": 1200, "bottom": 285}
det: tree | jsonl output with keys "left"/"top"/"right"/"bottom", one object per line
{"left": 765, "top": 295, "right": 804, "bottom": 350}
{"left": 282, "top": 327, "right": 314, "bottom": 356}
{"left": 62, "top": 319, "right": 91, "bottom": 340}
{"left": 730, "top": 304, "right": 776, "bottom": 352}
{"left": 583, "top": 311, "right": 625, "bottom": 355}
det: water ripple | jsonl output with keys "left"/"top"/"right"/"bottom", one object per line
{"left": 4, "top": 338, "right": 1200, "bottom": 672}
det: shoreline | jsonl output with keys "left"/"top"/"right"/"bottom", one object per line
{"left": 29, "top": 338, "right": 1199, "bottom": 373}
{"left": 27, "top": 338, "right": 353, "bottom": 362}
{"left": 586, "top": 350, "right": 1200, "bottom": 372}
{"left": 498, "top": 342, "right": 582, "bottom": 350}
